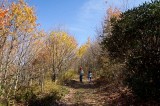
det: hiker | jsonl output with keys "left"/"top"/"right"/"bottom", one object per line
{"left": 79, "top": 67, "right": 84, "bottom": 83}
{"left": 88, "top": 70, "right": 92, "bottom": 83}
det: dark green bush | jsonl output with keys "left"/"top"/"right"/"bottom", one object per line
{"left": 102, "top": 0, "right": 160, "bottom": 99}
{"left": 15, "top": 87, "right": 36, "bottom": 103}
{"left": 28, "top": 91, "right": 60, "bottom": 106}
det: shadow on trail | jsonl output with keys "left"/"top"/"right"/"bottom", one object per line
{"left": 59, "top": 102, "right": 94, "bottom": 106}
{"left": 65, "top": 79, "right": 98, "bottom": 89}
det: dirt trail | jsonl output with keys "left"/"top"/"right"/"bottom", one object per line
{"left": 59, "top": 78, "right": 106, "bottom": 106}
{"left": 58, "top": 77, "right": 160, "bottom": 106}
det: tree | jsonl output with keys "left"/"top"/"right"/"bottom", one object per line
{"left": 102, "top": 0, "right": 160, "bottom": 99}
{"left": 47, "top": 31, "right": 77, "bottom": 81}
{"left": 0, "top": 0, "right": 38, "bottom": 102}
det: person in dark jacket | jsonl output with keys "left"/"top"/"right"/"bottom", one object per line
{"left": 79, "top": 67, "right": 84, "bottom": 83}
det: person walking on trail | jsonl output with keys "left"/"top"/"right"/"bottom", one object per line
{"left": 79, "top": 67, "right": 84, "bottom": 83}
{"left": 88, "top": 71, "right": 92, "bottom": 83}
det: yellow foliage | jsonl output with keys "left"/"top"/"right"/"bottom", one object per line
{"left": 58, "top": 69, "right": 76, "bottom": 84}
{"left": 49, "top": 31, "right": 77, "bottom": 50}
{"left": 10, "top": 0, "right": 37, "bottom": 33}
{"left": 76, "top": 38, "right": 90, "bottom": 58}
{"left": 44, "top": 80, "right": 60, "bottom": 94}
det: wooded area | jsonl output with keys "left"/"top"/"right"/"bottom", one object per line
{"left": 0, "top": 0, "right": 159, "bottom": 106}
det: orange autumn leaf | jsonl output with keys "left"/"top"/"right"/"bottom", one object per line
{"left": 0, "top": 9, "right": 8, "bottom": 18}
{"left": 0, "top": 8, "right": 9, "bottom": 26}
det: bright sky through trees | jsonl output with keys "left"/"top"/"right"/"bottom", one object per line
{"left": 28, "top": 0, "right": 151, "bottom": 45}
